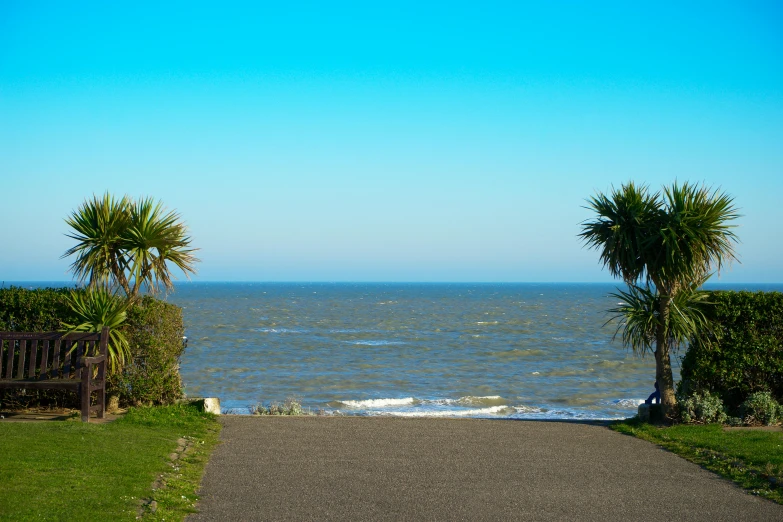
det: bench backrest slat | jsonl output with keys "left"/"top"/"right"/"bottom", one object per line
{"left": 16, "top": 340, "right": 27, "bottom": 379}
{"left": 51, "top": 338, "right": 61, "bottom": 378}
{"left": 28, "top": 339, "right": 38, "bottom": 378}
{"left": 75, "top": 340, "right": 85, "bottom": 379}
{"left": 39, "top": 339, "right": 50, "bottom": 379}
{"left": 4, "top": 340, "right": 14, "bottom": 379}
{"left": 62, "top": 339, "right": 72, "bottom": 378}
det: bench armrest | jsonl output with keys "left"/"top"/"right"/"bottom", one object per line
{"left": 79, "top": 355, "right": 107, "bottom": 367}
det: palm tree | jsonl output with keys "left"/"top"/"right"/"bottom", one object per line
{"left": 63, "top": 193, "right": 199, "bottom": 300}
{"left": 580, "top": 182, "right": 739, "bottom": 418}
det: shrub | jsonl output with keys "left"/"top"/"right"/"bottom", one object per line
{"left": 741, "top": 392, "right": 780, "bottom": 426}
{"left": 679, "top": 291, "right": 783, "bottom": 412}
{"left": 108, "top": 296, "right": 185, "bottom": 406}
{"left": 678, "top": 391, "right": 728, "bottom": 424}
{"left": 251, "top": 398, "right": 309, "bottom": 416}
{"left": 0, "top": 286, "right": 75, "bottom": 331}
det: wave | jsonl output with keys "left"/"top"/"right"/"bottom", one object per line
{"left": 455, "top": 395, "right": 508, "bottom": 407}
{"left": 512, "top": 405, "right": 544, "bottom": 414}
{"left": 335, "top": 396, "right": 510, "bottom": 410}
{"left": 536, "top": 368, "right": 596, "bottom": 377}
{"left": 337, "top": 397, "right": 417, "bottom": 408}
{"left": 607, "top": 398, "right": 645, "bottom": 408}
{"left": 252, "top": 328, "right": 306, "bottom": 334}
{"left": 329, "top": 328, "right": 381, "bottom": 334}
{"left": 325, "top": 393, "right": 641, "bottom": 420}
{"left": 371, "top": 405, "right": 512, "bottom": 417}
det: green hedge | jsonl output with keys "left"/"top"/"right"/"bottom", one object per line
{"left": 109, "top": 296, "right": 185, "bottom": 406}
{"left": 679, "top": 290, "right": 783, "bottom": 411}
{"left": 0, "top": 286, "right": 74, "bottom": 331}
{"left": 0, "top": 287, "right": 185, "bottom": 408}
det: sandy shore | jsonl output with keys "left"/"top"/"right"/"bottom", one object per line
{"left": 189, "top": 416, "right": 783, "bottom": 521}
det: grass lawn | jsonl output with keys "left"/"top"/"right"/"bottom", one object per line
{"left": 612, "top": 419, "right": 783, "bottom": 504}
{"left": 0, "top": 404, "right": 221, "bottom": 521}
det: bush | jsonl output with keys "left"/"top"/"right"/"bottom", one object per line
{"left": 741, "top": 392, "right": 780, "bottom": 426}
{"left": 250, "top": 398, "right": 310, "bottom": 416}
{"left": 679, "top": 291, "right": 783, "bottom": 412}
{"left": 678, "top": 391, "right": 728, "bottom": 424}
{"left": 0, "top": 287, "right": 185, "bottom": 408}
{"left": 0, "top": 286, "right": 75, "bottom": 331}
{"left": 108, "top": 296, "right": 185, "bottom": 406}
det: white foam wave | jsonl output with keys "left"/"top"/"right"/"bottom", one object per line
{"left": 325, "top": 395, "right": 636, "bottom": 421}
{"left": 512, "top": 405, "right": 544, "bottom": 414}
{"left": 339, "top": 397, "right": 416, "bottom": 408}
{"left": 372, "top": 405, "right": 510, "bottom": 417}
{"left": 455, "top": 395, "right": 506, "bottom": 406}
{"left": 609, "top": 398, "right": 645, "bottom": 408}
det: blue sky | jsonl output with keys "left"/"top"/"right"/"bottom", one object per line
{"left": 2, "top": 1, "right": 781, "bottom": 282}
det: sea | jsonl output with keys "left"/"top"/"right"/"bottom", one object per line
{"left": 9, "top": 281, "right": 781, "bottom": 420}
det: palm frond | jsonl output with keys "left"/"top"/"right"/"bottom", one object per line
{"left": 653, "top": 182, "right": 740, "bottom": 291}
{"left": 62, "top": 193, "right": 132, "bottom": 293}
{"left": 62, "top": 288, "right": 131, "bottom": 373}
{"left": 607, "top": 284, "right": 659, "bottom": 357}
{"left": 125, "top": 197, "right": 199, "bottom": 296}
{"left": 607, "top": 276, "right": 714, "bottom": 358}
{"left": 579, "top": 182, "right": 661, "bottom": 284}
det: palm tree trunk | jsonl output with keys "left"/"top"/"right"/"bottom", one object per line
{"left": 655, "top": 295, "right": 677, "bottom": 420}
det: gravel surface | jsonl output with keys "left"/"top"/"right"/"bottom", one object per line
{"left": 189, "top": 416, "right": 783, "bottom": 521}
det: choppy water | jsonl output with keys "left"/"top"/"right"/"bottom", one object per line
{"left": 12, "top": 281, "right": 780, "bottom": 419}
{"left": 167, "top": 283, "right": 669, "bottom": 419}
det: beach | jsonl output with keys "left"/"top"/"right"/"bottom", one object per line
{"left": 189, "top": 416, "right": 783, "bottom": 521}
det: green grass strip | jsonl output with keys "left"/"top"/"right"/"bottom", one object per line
{"left": 611, "top": 419, "right": 783, "bottom": 504}
{"left": 0, "top": 404, "right": 220, "bottom": 521}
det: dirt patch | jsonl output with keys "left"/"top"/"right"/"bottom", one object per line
{"left": 0, "top": 408, "right": 123, "bottom": 423}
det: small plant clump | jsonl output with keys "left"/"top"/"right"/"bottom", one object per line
{"left": 741, "top": 392, "right": 780, "bottom": 426}
{"left": 250, "top": 398, "right": 312, "bottom": 416}
{"left": 678, "top": 391, "right": 728, "bottom": 424}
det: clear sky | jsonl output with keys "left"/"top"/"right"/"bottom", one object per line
{"left": 2, "top": 1, "right": 781, "bottom": 283}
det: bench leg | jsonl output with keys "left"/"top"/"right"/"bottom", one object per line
{"left": 80, "top": 386, "right": 90, "bottom": 422}
{"left": 96, "top": 385, "right": 105, "bottom": 419}
{"left": 81, "top": 370, "right": 90, "bottom": 422}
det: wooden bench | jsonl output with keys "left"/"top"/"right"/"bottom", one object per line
{"left": 0, "top": 327, "right": 108, "bottom": 422}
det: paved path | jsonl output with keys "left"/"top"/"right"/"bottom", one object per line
{"left": 189, "top": 417, "right": 783, "bottom": 521}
